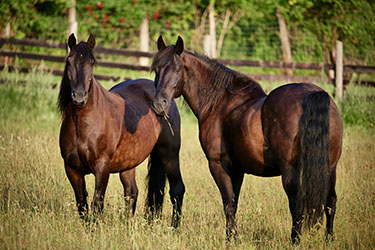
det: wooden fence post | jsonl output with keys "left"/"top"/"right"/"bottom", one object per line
{"left": 335, "top": 40, "right": 343, "bottom": 101}
{"left": 139, "top": 17, "right": 149, "bottom": 66}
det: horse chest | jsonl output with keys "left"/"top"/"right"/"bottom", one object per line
{"left": 61, "top": 120, "right": 116, "bottom": 174}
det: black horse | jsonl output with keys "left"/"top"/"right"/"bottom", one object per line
{"left": 151, "top": 36, "right": 343, "bottom": 242}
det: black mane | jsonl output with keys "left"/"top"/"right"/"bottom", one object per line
{"left": 57, "top": 42, "right": 96, "bottom": 115}
{"left": 190, "top": 53, "right": 266, "bottom": 112}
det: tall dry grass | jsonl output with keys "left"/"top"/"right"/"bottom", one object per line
{"left": 0, "top": 69, "right": 374, "bottom": 249}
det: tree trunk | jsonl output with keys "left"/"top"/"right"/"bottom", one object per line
{"left": 208, "top": 1, "right": 216, "bottom": 58}
{"left": 67, "top": 0, "right": 77, "bottom": 52}
{"left": 1, "top": 23, "right": 12, "bottom": 65}
{"left": 217, "top": 9, "right": 231, "bottom": 58}
{"left": 139, "top": 17, "right": 149, "bottom": 66}
{"left": 192, "top": 7, "right": 208, "bottom": 51}
{"left": 276, "top": 9, "right": 293, "bottom": 76}
{"left": 203, "top": 35, "right": 211, "bottom": 56}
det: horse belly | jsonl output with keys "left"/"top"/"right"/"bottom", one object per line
{"left": 236, "top": 121, "right": 281, "bottom": 177}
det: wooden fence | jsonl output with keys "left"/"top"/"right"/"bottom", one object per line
{"left": 1, "top": 38, "right": 374, "bottom": 94}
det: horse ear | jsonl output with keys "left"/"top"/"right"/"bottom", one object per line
{"left": 157, "top": 35, "right": 166, "bottom": 51}
{"left": 68, "top": 33, "right": 76, "bottom": 50}
{"left": 175, "top": 36, "right": 184, "bottom": 55}
{"left": 87, "top": 34, "right": 96, "bottom": 50}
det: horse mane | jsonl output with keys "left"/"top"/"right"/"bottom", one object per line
{"left": 57, "top": 42, "right": 97, "bottom": 116}
{"left": 193, "top": 53, "right": 266, "bottom": 113}
{"left": 57, "top": 63, "right": 70, "bottom": 115}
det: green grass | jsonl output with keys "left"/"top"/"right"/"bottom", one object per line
{"left": 0, "top": 69, "right": 374, "bottom": 249}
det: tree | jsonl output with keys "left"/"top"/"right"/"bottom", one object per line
{"left": 276, "top": 8, "right": 293, "bottom": 75}
{"left": 0, "top": 0, "right": 69, "bottom": 40}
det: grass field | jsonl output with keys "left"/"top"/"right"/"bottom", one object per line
{"left": 0, "top": 69, "right": 374, "bottom": 249}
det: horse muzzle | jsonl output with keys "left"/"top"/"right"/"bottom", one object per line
{"left": 71, "top": 89, "right": 88, "bottom": 107}
{"left": 151, "top": 98, "right": 169, "bottom": 116}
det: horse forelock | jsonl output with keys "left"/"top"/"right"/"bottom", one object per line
{"left": 151, "top": 46, "right": 175, "bottom": 72}
{"left": 73, "top": 42, "right": 97, "bottom": 64}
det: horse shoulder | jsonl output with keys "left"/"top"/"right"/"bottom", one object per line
{"left": 198, "top": 115, "right": 225, "bottom": 162}
{"left": 59, "top": 112, "right": 86, "bottom": 171}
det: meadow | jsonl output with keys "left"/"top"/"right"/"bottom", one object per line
{"left": 0, "top": 68, "right": 374, "bottom": 249}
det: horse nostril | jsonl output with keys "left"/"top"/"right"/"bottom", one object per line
{"left": 161, "top": 99, "right": 168, "bottom": 108}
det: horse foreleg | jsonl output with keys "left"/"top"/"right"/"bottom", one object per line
{"left": 65, "top": 165, "right": 88, "bottom": 219}
{"left": 91, "top": 158, "right": 110, "bottom": 216}
{"left": 209, "top": 161, "right": 244, "bottom": 240}
{"left": 119, "top": 168, "right": 138, "bottom": 216}
{"left": 325, "top": 168, "right": 337, "bottom": 241}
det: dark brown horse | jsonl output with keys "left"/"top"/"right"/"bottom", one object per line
{"left": 58, "top": 34, "right": 185, "bottom": 227}
{"left": 151, "top": 36, "right": 343, "bottom": 242}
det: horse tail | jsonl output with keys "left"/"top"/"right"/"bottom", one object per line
{"left": 297, "top": 91, "right": 330, "bottom": 227}
{"left": 145, "top": 148, "right": 166, "bottom": 217}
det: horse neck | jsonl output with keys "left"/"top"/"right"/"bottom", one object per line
{"left": 181, "top": 53, "right": 226, "bottom": 121}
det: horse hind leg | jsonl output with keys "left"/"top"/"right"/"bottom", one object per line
{"left": 325, "top": 166, "right": 337, "bottom": 240}
{"left": 145, "top": 148, "right": 167, "bottom": 221}
{"left": 281, "top": 166, "right": 303, "bottom": 244}
{"left": 119, "top": 168, "right": 138, "bottom": 216}
{"left": 147, "top": 145, "right": 185, "bottom": 228}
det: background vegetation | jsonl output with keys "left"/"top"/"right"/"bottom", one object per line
{"left": 0, "top": 68, "right": 374, "bottom": 249}
{"left": 1, "top": 0, "right": 375, "bottom": 63}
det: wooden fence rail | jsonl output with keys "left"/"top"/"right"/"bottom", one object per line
{"left": 1, "top": 37, "right": 374, "bottom": 89}
{"left": 0, "top": 38, "right": 154, "bottom": 58}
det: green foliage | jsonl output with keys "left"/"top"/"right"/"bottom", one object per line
{"left": 0, "top": 67, "right": 59, "bottom": 131}
{"left": 0, "top": 0, "right": 68, "bottom": 41}
{"left": 0, "top": 0, "right": 374, "bottom": 64}
{"left": 340, "top": 84, "right": 375, "bottom": 128}
{"left": 75, "top": 0, "right": 196, "bottom": 49}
